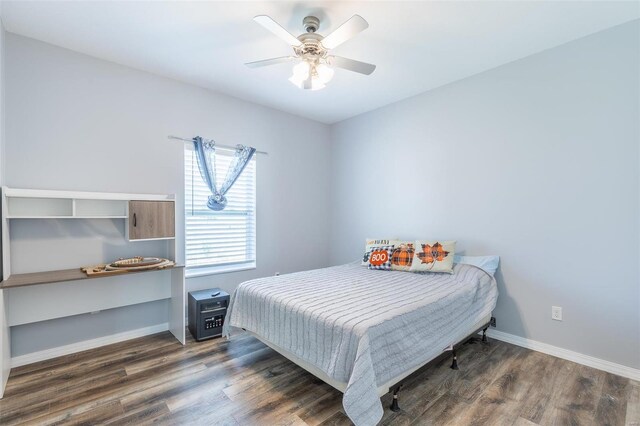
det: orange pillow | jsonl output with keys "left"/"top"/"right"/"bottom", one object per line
{"left": 390, "top": 242, "right": 415, "bottom": 271}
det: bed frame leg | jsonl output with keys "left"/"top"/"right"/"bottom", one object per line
{"left": 450, "top": 349, "right": 459, "bottom": 370}
{"left": 482, "top": 327, "right": 488, "bottom": 343}
{"left": 390, "top": 386, "right": 401, "bottom": 412}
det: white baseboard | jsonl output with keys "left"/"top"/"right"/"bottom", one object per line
{"left": 486, "top": 329, "right": 640, "bottom": 381}
{"left": 10, "top": 322, "right": 639, "bottom": 381}
{"left": 11, "top": 323, "right": 169, "bottom": 368}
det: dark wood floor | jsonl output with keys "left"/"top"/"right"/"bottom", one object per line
{"left": 0, "top": 330, "right": 637, "bottom": 425}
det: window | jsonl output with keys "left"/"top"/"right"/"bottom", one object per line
{"left": 185, "top": 146, "right": 256, "bottom": 276}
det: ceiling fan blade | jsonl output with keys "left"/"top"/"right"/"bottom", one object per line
{"left": 327, "top": 56, "right": 376, "bottom": 75}
{"left": 253, "top": 15, "right": 302, "bottom": 47}
{"left": 321, "top": 15, "right": 369, "bottom": 50}
{"left": 245, "top": 56, "right": 296, "bottom": 68}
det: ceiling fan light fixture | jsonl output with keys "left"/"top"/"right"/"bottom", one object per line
{"left": 288, "top": 72, "right": 326, "bottom": 91}
{"left": 289, "top": 61, "right": 308, "bottom": 88}
{"left": 289, "top": 60, "right": 331, "bottom": 90}
{"left": 316, "top": 63, "right": 334, "bottom": 84}
{"left": 292, "top": 61, "right": 310, "bottom": 79}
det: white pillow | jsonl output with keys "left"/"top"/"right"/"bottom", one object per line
{"left": 453, "top": 255, "right": 500, "bottom": 276}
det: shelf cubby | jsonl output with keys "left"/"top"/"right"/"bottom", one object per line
{"left": 74, "top": 199, "right": 127, "bottom": 218}
{"left": 7, "top": 197, "right": 73, "bottom": 218}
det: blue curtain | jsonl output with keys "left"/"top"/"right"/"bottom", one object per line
{"left": 193, "top": 136, "right": 256, "bottom": 211}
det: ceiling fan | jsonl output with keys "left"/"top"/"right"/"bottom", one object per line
{"left": 246, "top": 14, "right": 376, "bottom": 90}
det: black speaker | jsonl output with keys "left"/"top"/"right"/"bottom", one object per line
{"left": 188, "top": 288, "right": 230, "bottom": 341}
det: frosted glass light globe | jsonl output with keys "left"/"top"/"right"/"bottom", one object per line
{"left": 316, "top": 64, "right": 334, "bottom": 84}
{"left": 292, "top": 61, "right": 310, "bottom": 78}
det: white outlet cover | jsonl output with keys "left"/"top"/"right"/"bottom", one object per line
{"left": 552, "top": 306, "right": 563, "bottom": 321}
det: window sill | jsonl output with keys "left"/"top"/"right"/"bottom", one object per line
{"left": 185, "top": 263, "right": 256, "bottom": 279}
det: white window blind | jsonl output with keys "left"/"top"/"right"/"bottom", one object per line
{"left": 185, "top": 147, "right": 256, "bottom": 274}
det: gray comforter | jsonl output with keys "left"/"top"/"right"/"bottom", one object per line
{"left": 224, "top": 263, "right": 498, "bottom": 426}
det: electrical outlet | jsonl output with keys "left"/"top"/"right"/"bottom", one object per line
{"left": 552, "top": 306, "right": 562, "bottom": 321}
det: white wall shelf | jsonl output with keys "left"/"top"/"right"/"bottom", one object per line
{"left": 4, "top": 189, "right": 170, "bottom": 220}
{"left": 0, "top": 187, "right": 185, "bottom": 399}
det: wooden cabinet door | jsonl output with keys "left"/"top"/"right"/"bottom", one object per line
{"left": 128, "top": 201, "right": 175, "bottom": 240}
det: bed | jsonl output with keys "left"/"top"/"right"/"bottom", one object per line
{"left": 223, "top": 262, "right": 498, "bottom": 426}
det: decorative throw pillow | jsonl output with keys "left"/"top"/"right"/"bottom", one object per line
{"left": 409, "top": 240, "right": 456, "bottom": 273}
{"left": 362, "top": 238, "right": 398, "bottom": 265}
{"left": 367, "top": 245, "right": 394, "bottom": 270}
{"left": 390, "top": 242, "right": 415, "bottom": 271}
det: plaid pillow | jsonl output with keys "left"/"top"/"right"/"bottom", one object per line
{"left": 367, "top": 245, "right": 394, "bottom": 270}
{"left": 390, "top": 242, "right": 415, "bottom": 271}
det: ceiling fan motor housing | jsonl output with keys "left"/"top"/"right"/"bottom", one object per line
{"left": 295, "top": 32, "right": 325, "bottom": 57}
{"left": 303, "top": 16, "right": 320, "bottom": 33}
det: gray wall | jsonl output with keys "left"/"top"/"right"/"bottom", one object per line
{"left": 0, "top": 15, "right": 3, "bottom": 195}
{"left": 0, "top": 14, "right": 4, "bottom": 187}
{"left": 5, "top": 34, "right": 332, "bottom": 356}
{"left": 329, "top": 21, "right": 640, "bottom": 369}
{"left": 12, "top": 300, "right": 169, "bottom": 355}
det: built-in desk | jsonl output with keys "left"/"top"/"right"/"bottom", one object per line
{"left": 1, "top": 264, "right": 184, "bottom": 289}
{"left": 0, "top": 187, "right": 186, "bottom": 399}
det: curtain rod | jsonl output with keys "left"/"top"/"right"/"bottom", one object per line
{"left": 168, "top": 135, "right": 268, "bottom": 155}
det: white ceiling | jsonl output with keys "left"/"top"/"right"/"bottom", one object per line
{"left": 1, "top": 1, "right": 638, "bottom": 123}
